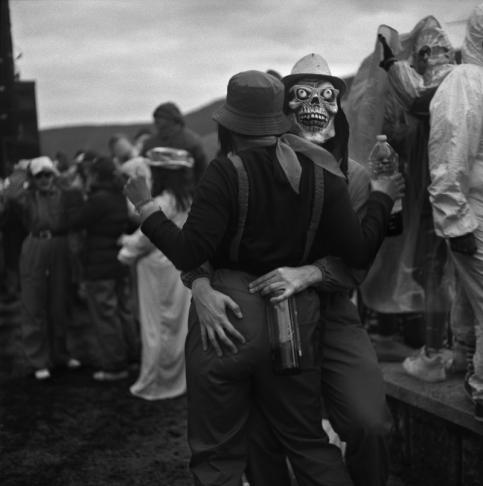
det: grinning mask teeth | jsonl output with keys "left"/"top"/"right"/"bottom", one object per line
{"left": 288, "top": 79, "right": 339, "bottom": 144}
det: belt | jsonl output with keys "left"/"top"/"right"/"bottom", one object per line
{"left": 30, "top": 230, "right": 66, "bottom": 239}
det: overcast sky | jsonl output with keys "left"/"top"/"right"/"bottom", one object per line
{"left": 10, "top": 0, "right": 481, "bottom": 129}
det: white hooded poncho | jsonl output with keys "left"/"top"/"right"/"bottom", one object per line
{"left": 428, "top": 4, "right": 483, "bottom": 238}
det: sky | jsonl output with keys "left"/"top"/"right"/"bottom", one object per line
{"left": 9, "top": 0, "right": 482, "bottom": 129}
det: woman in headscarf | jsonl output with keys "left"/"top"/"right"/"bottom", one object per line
{"left": 119, "top": 149, "right": 193, "bottom": 400}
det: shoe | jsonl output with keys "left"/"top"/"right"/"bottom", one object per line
{"left": 463, "top": 373, "right": 483, "bottom": 421}
{"left": 445, "top": 348, "right": 467, "bottom": 374}
{"left": 93, "top": 370, "right": 129, "bottom": 382}
{"left": 464, "top": 373, "right": 483, "bottom": 398}
{"left": 35, "top": 369, "right": 51, "bottom": 380}
{"left": 402, "top": 347, "right": 449, "bottom": 382}
{"left": 67, "top": 358, "right": 82, "bottom": 369}
{"left": 475, "top": 397, "right": 483, "bottom": 422}
{"left": 464, "top": 372, "right": 474, "bottom": 400}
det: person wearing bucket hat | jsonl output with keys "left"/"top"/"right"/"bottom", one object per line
{"left": 211, "top": 70, "right": 291, "bottom": 136}
{"left": 141, "top": 101, "right": 208, "bottom": 184}
{"left": 0, "top": 156, "right": 83, "bottom": 380}
{"left": 184, "top": 56, "right": 398, "bottom": 486}
{"left": 124, "top": 69, "right": 402, "bottom": 485}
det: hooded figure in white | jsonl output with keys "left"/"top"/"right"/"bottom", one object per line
{"left": 428, "top": 3, "right": 483, "bottom": 415}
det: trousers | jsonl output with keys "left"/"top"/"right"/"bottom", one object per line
{"left": 84, "top": 276, "right": 138, "bottom": 371}
{"left": 186, "top": 269, "right": 352, "bottom": 486}
{"left": 247, "top": 293, "right": 391, "bottom": 486}
{"left": 19, "top": 235, "right": 70, "bottom": 369}
{"left": 449, "top": 221, "right": 483, "bottom": 377}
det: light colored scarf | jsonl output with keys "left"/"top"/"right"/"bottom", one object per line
{"left": 238, "top": 133, "right": 343, "bottom": 194}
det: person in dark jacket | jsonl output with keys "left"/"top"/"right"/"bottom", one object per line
{"left": 141, "top": 102, "right": 207, "bottom": 184}
{"left": 68, "top": 156, "right": 138, "bottom": 381}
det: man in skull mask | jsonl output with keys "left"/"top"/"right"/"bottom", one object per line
{"left": 183, "top": 54, "right": 391, "bottom": 486}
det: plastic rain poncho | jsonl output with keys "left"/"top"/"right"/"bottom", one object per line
{"left": 346, "top": 16, "right": 454, "bottom": 314}
{"left": 428, "top": 7, "right": 483, "bottom": 238}
{"left": 428, "top": 4, "right": 483, "bottom": 378}
{"left": 387, "top": 19, "right": 454, "bottom": 110}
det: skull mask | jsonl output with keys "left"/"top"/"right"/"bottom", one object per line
{"left": 287, "top": 77, "right": 339, "bottom": 144}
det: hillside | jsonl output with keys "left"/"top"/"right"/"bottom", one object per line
{"left": 39, "top": 72, "right": 357, "bottom": 165}
{"left": 40, "top": 98, "right": 224, "bottom": 162}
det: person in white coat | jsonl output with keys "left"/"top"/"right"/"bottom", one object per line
{"left": 119, "top": 148, "right": 194, "bottom": 400}
{"left": 428, "top": 3, "right": 483, "bottom": 421}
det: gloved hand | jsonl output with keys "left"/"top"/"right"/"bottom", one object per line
{"left": 449, "top": 233, "right": 477, "bottom": 256}
{"left": 378, "top": 34, "right": 397, "bottom": 71}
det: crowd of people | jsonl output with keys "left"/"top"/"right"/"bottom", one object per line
{"left": 0, "top": 101, "right": 205, "bottom": 394}
{"left": 2, "top": 4, "right": 483, "bottom": 486}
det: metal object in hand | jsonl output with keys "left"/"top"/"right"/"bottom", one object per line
{"left": 266, "top": 296, "right": 302, "bottom": 375}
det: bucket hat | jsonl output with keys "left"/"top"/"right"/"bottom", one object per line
{"left": 212, "top": 70, "right": 291, "bottom": 136}
{"left": 282, "top": 53, "right": 346, "bottom": 96}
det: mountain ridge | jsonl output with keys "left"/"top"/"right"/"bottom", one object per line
{"left": 40, "top": 98, "right": 224, "bottom": 162}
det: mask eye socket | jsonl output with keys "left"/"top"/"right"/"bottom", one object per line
{"left": 321, "top": 87, "right": 336, "bottom": 102}
{"left": 418, "top": 45, "right": 431, "bottom": 58}
{"left": 295, "top": 87, "right": 311, "bottom": 100}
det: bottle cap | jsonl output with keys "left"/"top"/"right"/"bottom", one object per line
{"left": 376, "top": 134, "right": 387, "bottom": 142}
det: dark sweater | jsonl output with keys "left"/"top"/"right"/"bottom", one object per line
{"left": 68, "top": 183, "right": 130, "bottom": 280}
{"left": 142, "top": 146, "right": 393, "bottom": 275}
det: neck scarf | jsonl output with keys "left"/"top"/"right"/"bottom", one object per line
{"left": 236, "top": 133, "right": 343, "bottom": 194}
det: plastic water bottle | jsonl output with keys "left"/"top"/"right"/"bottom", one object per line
{"left": 368, "top": 134, "right": 403, "bottom": 236}
{"left": 266, "top": 296, "right": 302, "bottom": 375}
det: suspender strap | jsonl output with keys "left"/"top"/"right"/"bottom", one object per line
{"left": 228, "top": 154, "right": 249, "bottom": 262}
{"left": 301, "top": 164, "right": 325, "bottom": 263}
{"left": 228, "top": 153, "right": 324, "bottom": 264}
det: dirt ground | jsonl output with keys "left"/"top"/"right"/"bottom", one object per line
{"left": 0, "top": 298, "right": 192, "bottom": 486}
{"left": 0, "top": 296, "right": 408, "bottom": 486}
{"left": 0, "top": 369, "right": 191, "bottom": 486}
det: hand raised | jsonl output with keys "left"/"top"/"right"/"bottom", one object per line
{"left": 378, "top": 34, "right": 397, "bottom": 71}
{"left": 123, "top": 175, "right": 152, "bottom": 209}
